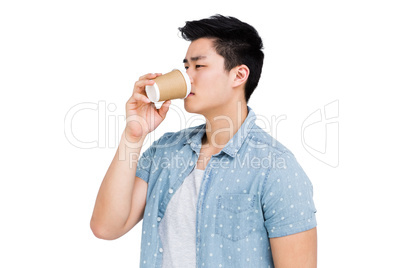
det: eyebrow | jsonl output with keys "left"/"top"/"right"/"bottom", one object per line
{"left": 183, "top": 55, "right": 207, "bottom": 63}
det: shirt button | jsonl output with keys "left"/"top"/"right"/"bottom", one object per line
{"left": 157, "top": 217, "right": 161, "bottom": 222}
{"left": 159, "top": 248, "right": 163, "bottom": 253}
{"left": 169, "top": 188, "right": 174, "bottom": 194}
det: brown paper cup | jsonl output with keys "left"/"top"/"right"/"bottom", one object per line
{"left": 145, "top": 69, "right": 191, "bottom": 102}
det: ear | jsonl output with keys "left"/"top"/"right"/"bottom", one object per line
{"left": 232, "top": 64, "right": 250, "bottom": 88}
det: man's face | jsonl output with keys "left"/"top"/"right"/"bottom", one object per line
{"left": 183, "top": 38, "right": 232, "bottom": 115}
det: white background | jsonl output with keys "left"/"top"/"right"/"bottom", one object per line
{"left": 1, "top": 0, "right": 401, "bottom": 267}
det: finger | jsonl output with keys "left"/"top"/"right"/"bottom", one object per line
{"left": 132, "top": 92, "right": 151, "bottom": 104}
{"left": 138, "top": 73, "right": 161, "bottom": 81}
{"left": 158, "top": 100, "right": 171, "bottom": 118}
{"left": 133, "top": 79, "right": 155, "bottom": 94}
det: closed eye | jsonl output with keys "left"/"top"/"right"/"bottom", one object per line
{"left": 184, "top": 65, "right": 205, "bottom": 70}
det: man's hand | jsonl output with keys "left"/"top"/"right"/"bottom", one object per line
{"left": 125, "top": 73, "right": 171, "bottom": 139}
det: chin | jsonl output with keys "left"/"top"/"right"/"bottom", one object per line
{"left": 184, "top": 102, "right": 198, "bottom": 114}
{"left": 184, "top": 99, "right": 204, "bottom": 115}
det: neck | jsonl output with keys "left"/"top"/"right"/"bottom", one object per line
{"left": 202, "top": 101, "right": 248, "bottom": 149}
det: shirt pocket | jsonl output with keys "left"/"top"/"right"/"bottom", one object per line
{"left": 215, "top": 194, "right": 257, "bottom": 242}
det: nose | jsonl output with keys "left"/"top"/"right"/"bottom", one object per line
{"left": 185, "top": 68, "right": 194, "bottom": 84}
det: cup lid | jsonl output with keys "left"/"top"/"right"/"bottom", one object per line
{"left": 145, "top": 83, "right": 160, "bottom": 102}
{"left": 174, "top": 69, "right": 191, "bottom": 98}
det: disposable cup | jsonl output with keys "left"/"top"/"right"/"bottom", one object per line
{"left": 145, "top": 69, "right": 191, "bottom": 102}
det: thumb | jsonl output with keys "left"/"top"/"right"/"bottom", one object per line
{"left": 158, "top": 100, "right": 171, "bottom": 119}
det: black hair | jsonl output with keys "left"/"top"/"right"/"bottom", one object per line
{"left": 178, "top": 14, "right": 264, "bottom": 102}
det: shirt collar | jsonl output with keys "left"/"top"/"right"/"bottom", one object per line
{"left": 184, "top": 106, "right": 257, "bottom": 157}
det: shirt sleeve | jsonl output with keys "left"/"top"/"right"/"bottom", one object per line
{"left": 135, "top": 138, "right": 160, "bottom": 184}
{"left": 262, "top": 151, "right": 317, "bottom": 238}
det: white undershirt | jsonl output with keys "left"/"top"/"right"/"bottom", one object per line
{"left": 158, "top": 167, "right": 205, "bottom": 268}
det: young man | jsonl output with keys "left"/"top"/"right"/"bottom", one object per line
{"left": 91, "top": 15, "right": 317, "bottom": 267}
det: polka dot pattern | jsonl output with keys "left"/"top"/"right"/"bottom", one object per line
{"left": 135, "top": 107, "right": 317, "bottom": 267}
